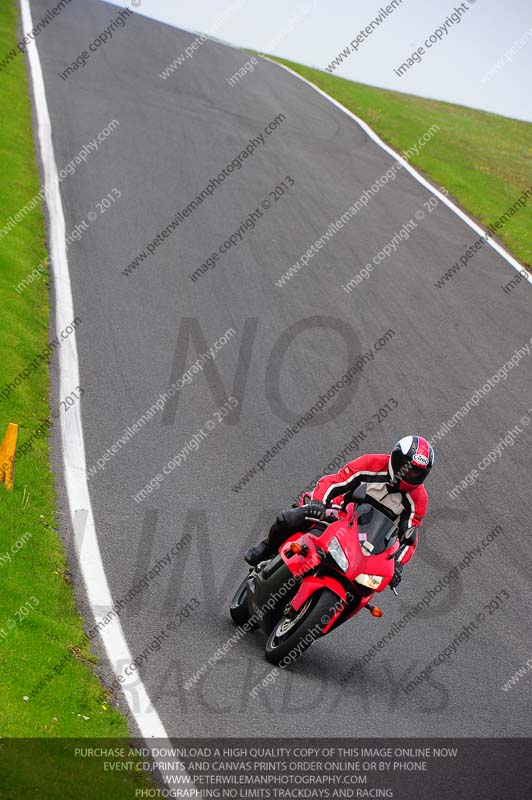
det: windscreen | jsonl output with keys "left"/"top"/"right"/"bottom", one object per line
{"left": 355, "top": 503, "right": 399, "bottom": 555}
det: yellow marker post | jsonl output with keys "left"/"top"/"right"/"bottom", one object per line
{"left": 0, "top": 423, "right": 19, "bottom": 491}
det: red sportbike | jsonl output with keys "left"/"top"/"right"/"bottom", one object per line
{"left": 230, "top": 484, "right": 405, "bottom": 665}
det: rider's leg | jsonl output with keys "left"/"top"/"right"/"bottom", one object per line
{"left": 244, "top": 507, "right": 309, "bottom": 565}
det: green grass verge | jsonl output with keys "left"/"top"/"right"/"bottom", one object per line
{"left": 262, "top": 54, "right": 532, "bottom": 268}
{"left": 0, "top": 2, "right": 152, "bottom": 795}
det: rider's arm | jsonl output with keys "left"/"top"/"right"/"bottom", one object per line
{"left": 396, "top": 526, "right": 418, "bottom": 565}
{"left": 397, "top": 488, "right": 428, "bottom": 565}
{"left": 309, "top": 454, "right": 388, "bottom": 506}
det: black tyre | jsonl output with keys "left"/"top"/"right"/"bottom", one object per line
{"left": 229, "top": 577, "right": 257, "bottom": 628}
{"left": 265, "top": 588, "right": 339, "bottom": 665}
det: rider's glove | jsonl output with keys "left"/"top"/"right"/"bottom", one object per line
{"left": 390, "top": 561, "right": 403, "bottom": 590}
{"left": 305, "top": 500, "right": 326, "bottom": 520}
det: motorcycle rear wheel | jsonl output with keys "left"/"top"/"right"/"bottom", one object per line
{"left": 229, "top": 577, "right": 257, "bottom": 628}
{"left": 265, "top": 588, "right": 339, "bottom": 665}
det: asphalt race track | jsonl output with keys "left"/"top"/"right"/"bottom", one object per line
{"left": 29, "top": 0, "right": 532, "bottom": 737}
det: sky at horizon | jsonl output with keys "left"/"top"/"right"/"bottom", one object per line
{"left": 108, "top": 0, "right": 532, "bottom": 123}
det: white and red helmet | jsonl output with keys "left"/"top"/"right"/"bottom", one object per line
{"left": 389, "top": 435, "right": 434, "bottom": 491}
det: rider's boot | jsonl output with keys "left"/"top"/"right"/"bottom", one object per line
{"left": 244, "top": 507, "right": 310, "bottom": 566}
{"left": 244, "top": 539, "right": 275, "bottom": 566}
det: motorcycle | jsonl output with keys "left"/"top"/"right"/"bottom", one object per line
{"left": 230, "top": 484, "right": 406, "bottom": 665}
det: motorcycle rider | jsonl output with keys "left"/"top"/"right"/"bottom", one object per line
{"left": 244, "top": 435, "right": 434, "bottom": 590}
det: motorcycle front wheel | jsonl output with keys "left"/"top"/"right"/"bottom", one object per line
{"left": 265, "top": 588, "right": 339, "bottom": 665}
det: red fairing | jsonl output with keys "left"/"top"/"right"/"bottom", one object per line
{"left": 279, "top": 507, "right": 399, "bottom": 632}
{"left": 288, "top": 575, "right": 348, "bottom": 634}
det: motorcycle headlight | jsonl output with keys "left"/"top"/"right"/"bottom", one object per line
{"left": 355, "top": 573, "right": 384, "bottom": 590}
{"left": 328, "top": 536, "right": 349, "bottom": 572}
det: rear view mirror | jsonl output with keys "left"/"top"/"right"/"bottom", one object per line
{"left": 351, "top": 483, "right": 367, "bottom": 503}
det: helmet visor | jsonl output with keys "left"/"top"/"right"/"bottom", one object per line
{"left": 401, "top": 464, "right": 428, "bottom": 485}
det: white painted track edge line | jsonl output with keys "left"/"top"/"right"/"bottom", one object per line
{"left": 20, "top": 0, "right": 169, "bottom": 741}
{"left": 264, "top": 57, "right": 532, "bottom": 288}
